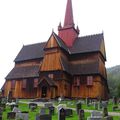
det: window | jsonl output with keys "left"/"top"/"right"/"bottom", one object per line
{"left": 48, "top": 74, "right": 54, "bottom": 79}
{"left": 22, "top": 79, "right": 27, "bottom": 89}
{"left": 87, "top": 76, "right": 93, "bottom": 86}
{"left": 34, "top": 78, "right": 38, "bottom": 88}
{"left": 80, "top": 76, "right": 87, "bottom": 84}
{"left": 11, "top": 80, "right": 16, "bottom": 89}
{"left": 73, "top": 76, "right": 80, "bottom": 86}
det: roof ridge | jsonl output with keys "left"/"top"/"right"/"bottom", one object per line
{"left": 24, "top": 41, "right": 46, "bottom": 47}
{"left": 79, "top": 33, "right": 103, "bottom": 39}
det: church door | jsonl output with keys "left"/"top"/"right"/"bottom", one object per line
{"left": 41, "top": 86, "right": 47, "bottom": 98}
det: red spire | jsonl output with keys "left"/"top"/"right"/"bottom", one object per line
{"left": 58, "top": 0, "right": 79, "bottom": 47}
{"left": 64, "top": 0, "right": 74, "bottom": 27}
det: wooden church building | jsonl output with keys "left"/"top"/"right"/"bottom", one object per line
{"left": 3, "top": 0, "right": 109, "bottom": 99}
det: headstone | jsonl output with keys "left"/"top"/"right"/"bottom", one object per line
{"left": 49, "top": 106, "right": 55, "bottom": 115}
{"left": 78, "top": 109, "right": 84, "bottom": 120}
{"left": 7, "top": 112, "right": 16, "bottom": 119}
{"left": 12, "top": 107, "right": 21, "bottom": 113}
{"left": 65, "top": 109, "right": 73, "bottom": 117}
{"left": 76, "top": 101, "right": 82, "bottom": 114}
{"left": 36, "top": 114, "right": 52, "bottom": 120}
{"left": 58, "top": 108, "right": 66, "bottom": 120}
{"left": 102, "top": 101, "right": 108, "bottom": 108}
{"left": 103, "top": 107, "right": 108, "bottom": 117}
{"left": 40, "top": 107, "right": 46, "bottom": 115}
{"left": 94, "top": 102, "right": 98, "bottom": 110}
{"left": 87, "top": 110, "right": 102, "bottom": 120}
{"left": 21, "top": 111, "right": 29, "bottom": 120}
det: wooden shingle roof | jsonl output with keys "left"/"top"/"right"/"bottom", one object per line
{"left": 6, "top": 65, "right": 39, "bottom": 80}
{"left": 14, "top": 33, "right": 105, "bottom": 62}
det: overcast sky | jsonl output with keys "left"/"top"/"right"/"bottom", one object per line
{"left": 0, "top": 0, "right": 120, "bottom": 88}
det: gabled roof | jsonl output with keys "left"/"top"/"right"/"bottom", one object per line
{"left": 6, "top": 65, "right": 39, "bottom": 80}
{"left": 14, "top": 33, "right": 105, "bottom": 62}
{"left": 38, "top": 76, "right": 56, "bottom": 86}
{"left": 14, "top": 42, "right": 46, "bottom": 62}
{"left": 70, "top": 33, "right": 104, "bottom": 54}
{"left": 44, "top": 32, "right": 69, "bottom": 52}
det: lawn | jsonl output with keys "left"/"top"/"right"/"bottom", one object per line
{"left": 2, "top": 99, "right": 120, "bottom": 120}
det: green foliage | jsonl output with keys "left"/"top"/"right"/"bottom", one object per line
{"left": 107, "top": 65, "right": 120, "bottom": 97}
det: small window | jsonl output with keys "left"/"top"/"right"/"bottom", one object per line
{"left": 11, "top": 80, "right": 16, "bottom": 89}
{"left": 73, "top": 76, "right": 80, "bottom": 86}
{"left": 48, "top": 74, "right": 54, "bottom": 79}
{"left": 34, "top": 78, "right": 38, "bottom": 88}
{"left": 22, "top": 79, "right": 27, "bottom": 89}
{"left": 87, "top": 76, "right": 93, "bottom": 86}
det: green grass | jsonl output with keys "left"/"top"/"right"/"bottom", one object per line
{"left": 2, "top": 100, "right": 120, "bottom": 120}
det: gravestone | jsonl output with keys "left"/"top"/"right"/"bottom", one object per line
{"left": 21, "top": 111, "right": 29, "bottom": 120}
{"left": 65, "top": 108, "right": 73, "bottom": 117}
{"left": 12, "top": 107, "right": 21, "bottom": 113}
{"left": 36, "top": 114, "right": 52, "bottom": 120}
{"left": 58, "top": 108, "right": 66, "bottom": 120}
{"left": 76, "top": 101, "right": 82, "bottom": 114}
{"left": 40, "top": 107, "right": 46, "bottom": 115}
{"left": 49, "top": 106, "right": 55, "bottom": 115}
{"left": 87, "top": 110, "right": 102, "bottom": 120}
{"left": 7, "top": 112, "right": 16, "bottom": 119}
{"left": 94, "top": 102, "right": 98, "bottom": 110}
{"left": 78, "top": 109, "right": 84, "bottom": 120}
{"left": 103, "top": 107, "right": 108, "bottom": 117}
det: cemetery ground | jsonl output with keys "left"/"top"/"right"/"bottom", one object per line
{"left": 1, "top": 98, "right": 120, "bottom": 119}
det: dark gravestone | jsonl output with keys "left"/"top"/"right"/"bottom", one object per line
{"left": 49, "top": 106, "right": 55, "bottom": 115}
{"left": 65, "top": 109, "right": 73, "bottom": 117}
{"left": 59, "top": 108, "right": 66, "bottom": 120}
{"left": 103, "top": 107, "right": 108, "bottom": 117}
{"left": 76, "top": 102, "right": 82, "bottom": 114}
{"left": 7, "top": 112, "right": 16, "bottom": 119}
{"left": 78, "top": 109, "right": 84, "bottom": 120}
{"left": 36, "top": 114, "right": 52, "bottom": 120}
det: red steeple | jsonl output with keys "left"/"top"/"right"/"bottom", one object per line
{"left": 58, "top": 0, "right": 79, "bottom": 47}
{"left": 64, "top": 0, "right": 74, "bottom": 27}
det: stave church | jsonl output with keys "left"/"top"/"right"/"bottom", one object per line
{"left": 2, "top": 0, "right": 109, "bottom": 99}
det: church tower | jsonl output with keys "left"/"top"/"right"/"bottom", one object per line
{"left": 58, "top": 0, "right": 79, "bottom": 47}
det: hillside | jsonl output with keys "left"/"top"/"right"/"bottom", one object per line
{"left": 107, "top": 65, "right": 120, "bottom": 97}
